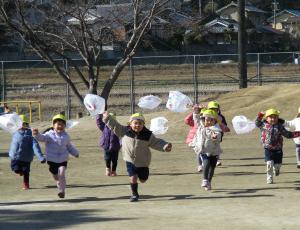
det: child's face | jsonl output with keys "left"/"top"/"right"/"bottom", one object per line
{"left": 53, "top": 120, "right": 66, "bottom": 133}
{"left": 130, "top": 119, "right": 144, "bottom": 133}
{"left": 22, "top": 123, "right": 29, "bottom": 129}
{"left": 204, "top": 117, "right": 216, "bottom": 127}
{"left": 266, "top": 115, "right": 278, "bottom": 125}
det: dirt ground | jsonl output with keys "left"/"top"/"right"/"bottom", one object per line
{"left": 1, "top": 85, "right": 300, "bottom": 230}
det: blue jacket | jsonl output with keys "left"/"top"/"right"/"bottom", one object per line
{"left": 96, "top": 114, "right": 121, "bottom": 152}
{"left": 9, "top": 128, "right": 45, "bottom": 162}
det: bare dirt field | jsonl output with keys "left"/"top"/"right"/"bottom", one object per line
{"left": 1, "top": 84, "right": 300, "bottom": 230}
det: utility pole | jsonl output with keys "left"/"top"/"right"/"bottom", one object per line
{"left": 238, "top": 0, "right": 247, "bottom": 88}
{"left": 272, "top": 0, "right": 279, "bottom": 29}
{"left": 199, "top": 0, "right": 202, "bottom": 18}
{"left": 211, "top": 0, "right": 214, "bottom": 13}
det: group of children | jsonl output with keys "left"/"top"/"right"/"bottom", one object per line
{"left": 6, "top": 100, "right": 300, "bottom": 201}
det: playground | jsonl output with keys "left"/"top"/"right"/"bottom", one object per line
{"left": 1, "top": 84, "right": 300, "bottom": 230}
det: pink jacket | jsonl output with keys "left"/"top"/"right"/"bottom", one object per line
{"left": 184, "top": 112, "right": 198, "bottom": 144}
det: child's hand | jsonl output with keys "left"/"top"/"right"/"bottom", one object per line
{"left": 75, "top": 154, "right": 79, "bottom": 158}
{"left": 193, "top": 105, "right": 200, "bottom": 114}
{"left": 211, "top": 132, "right": 218, "bottom": 139}
{"left": 41, "top": 159, "right": 46, "bottom": 164}
{"left": 164, "top": 143, "right": 172, "bottom": 152}
{"left": 257, "top": 111, "right": 265, "bottom": 119}
{"left": 293, "top": 131, "right": 300, "bottom": 138}
{"left": 32, "top": 128, "right": 39, "bottom": 136}
{"left": 102, "top": 111, "right": 109, "bottom": 120}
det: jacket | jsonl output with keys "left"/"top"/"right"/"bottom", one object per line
{"left": 96, "top": 114, "right": 121, "bottom": 151}
{"left": 255, "top": 117, "right": 294, "bottom": 150}
{"left": 35, "top": 129, "right": 79, "bottom": 163}
{"left": 191, "top": 114, "right": 222, "bottom": 156}
{"left": 184, "top": 112, "right": 198, "bottom": 144}
{"left": 284, "top": 117, "right": 300, "bottom": 145}
{"left": 103, "top": 115, "right": 169, "bottom": 167}
{"left": 9, "top": 128, "right": 45, "bottom": 162}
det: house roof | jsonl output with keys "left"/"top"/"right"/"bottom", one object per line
{"left": 267, "top": 9, "right": 300, "bottom": 22}
{"left": 255, "top": 25, "right": 283, "bottom": 34}
{"left": 216, "top": 1, "right": 265, "bottom": 14}
{"left": 204, "top": 18, "right": 238, "bottom": 33}
{"left": 168, "top": 11, "right": 192, "bottom": 26}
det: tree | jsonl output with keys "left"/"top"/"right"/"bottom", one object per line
{"left": 0, "top": 0, "right": 170, "bottom": 105}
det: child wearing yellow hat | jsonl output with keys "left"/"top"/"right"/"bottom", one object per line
{"left": 256, "top": 109, "right": 300, "bottom": 184}
{"left": 284, "top": 107, "right": 300, "bottom": 168}
{"left": 32, "top": 114, "right": 79, "bottom": 198}
{"left": 9, "top": 114, "right": 46, "bottom": 190}
{"left": 102, "top": 111, "right": 172, "bottom": 202}
{"left": 191, "top": 108, "right": 223, "bottom": 191}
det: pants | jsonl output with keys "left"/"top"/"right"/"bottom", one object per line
{"left": 202, "top": 154, "right": 218, "bottom": 182}
{"left": 47, "top": 161, "right": 68, "bottom": 193}
{"left": 104, "top": 150, "right": 119, "bottom": 171}
{"left": 11, "top": 160, "right": 30, "bottom": 184}
{"left": 197, "top": 154, "right": 202, "bottom": 166}
{"left": 296, "top": 145, "right": 300, "bottom": 166}
{"left": 264, "top": 149, "right": 283, "bottom": 180}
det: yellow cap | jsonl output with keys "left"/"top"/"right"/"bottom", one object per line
{"left": 52, "top": 114, "right": 66, "bottom": 124}
{"left": 207, "top": 101, "right": 220, "bottom": 109}
{"left": 265, "top": 108, "right": 280, "bottom": 118}
{"left": 202, "top": 109, "right": 218, "bottom": 119}
{"left": 129, "top": 113, "right": 145, "bottom": 122}
{"left": 19, "top": 114, "right": 29, "bottom": 124}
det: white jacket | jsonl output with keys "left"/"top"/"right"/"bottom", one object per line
{"left": 191, "top": 113, "right": 222, "bottom": 156}
{"left": 285, "top": 118, "right": 300, "bottom": 145}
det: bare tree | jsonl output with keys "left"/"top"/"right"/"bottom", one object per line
{"left": 0, "top": 0, "right": 170, "bottom": 105}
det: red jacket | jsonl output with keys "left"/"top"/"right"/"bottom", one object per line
{"left": 184, "top": 112, "right": 198, "bottom": 144}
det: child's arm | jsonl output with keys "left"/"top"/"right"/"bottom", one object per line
{"left": 8, "top": 133, "right": 19, "bottom": 159}
{"left": 148, "top": 134, "right": 172, "bottom": 152}
{"left": 255, "top": 111, "right": 265, "bottom": 128}
{"left": 66, "top": 142, "right": 79, "bottom": 158}
{"left": 32, "top": 138, "right": 46, "bottom": 162}
{"left": 184, "top": 112, "right": 194, "bottom": 127}
{"left": 96, "top": 114, "right": 105, "bottom": 131}
{"left": 32, "top": 128, "right": 48, "bottom": 142}
{"left": 280, "top": 126, "right": 300, "bottom": 139}
{"left": 284, "top": 119, "right": 296, "bottom": 129}
{"left": 102, "top": 111, "right": 127, "bottom": 138}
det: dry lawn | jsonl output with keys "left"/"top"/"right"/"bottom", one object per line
{"left": 1, "top": 84, "right": 300, "bottom": 230}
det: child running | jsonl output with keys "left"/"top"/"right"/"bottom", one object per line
{"left": 284, "top": 106, "right": 300, "bottom": 168}
{"left": 9, "top": 114, "right": 46, "bottom": 190}
{"left": 33, "top": 114, "right": 79, "bottom": 198}
{"left": 207, "top": 101, "right": 230, "bottom": 166}
{"left": 191, "top": 108, "right": 222, "bottom": 191}
{"left": 102, "top": 111, "right": 172, "bottom": 202}
{"left": 96, "top": 113, "right": 121, "bottom": 176}
{"left": 255, "top": 109, "right": 300, "bottom": 184}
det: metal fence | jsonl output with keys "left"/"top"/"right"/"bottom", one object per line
{"left": 0, "top": 51, "right": 300, "bottom": 121}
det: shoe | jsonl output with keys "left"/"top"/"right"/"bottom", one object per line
{"left": 197, "top": 165, "right": 203, "bottom": 172}
{"left": 22, "top": 182, "right": 29, "bottom": 190}
{"left": 267, "top": 177, "right": 273, "bottom": 184}
{"left": 129, "top": 194, "right": 139, "bottom": 202}
{"left": 111, "top": 171, "right": 117, "bottom": 176}
{"left": 274, "top": 168, "right": 280, "bottom": 176}
{"left": 205, "top": 182, "right": 211, "bottom": 191}
{"left": 297, "top": 165, "right": 300, "bottom": 169}
{"left": 105, "top": 168, "right": 111, "bottom": 176}
{"left": 216, "top": 161, "right": 222, "bottom": 166}
{"left": 201, "top": 179, "right": 208, "bottom": 188}
{"left": 58, "top": 192, "right": 65, "bottom": 198}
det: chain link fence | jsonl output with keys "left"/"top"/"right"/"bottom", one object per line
{"left": 0, "top": 52, "right": 299, "bottom": 121}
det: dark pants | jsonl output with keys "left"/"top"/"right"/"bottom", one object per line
{"left": 202, "top": 154, "right": 218, "bottom": 182}
{"left": 264, "top": 148, "right": 283, "bottom": 164}
{"left": 47, "top": 161, "right": 68, "bottom": 175}
{"left": 11, "top": 160, "right": 30, "bottom": 183}
{"left": 126, "top": 162, "right": 149, "bottom": 181}
{"left": 104, "top": 150, "right": 119, "bottom": 171}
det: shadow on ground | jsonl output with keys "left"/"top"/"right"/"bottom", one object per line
{"left": 0, "top": 208, "right": 134, "bottom": 230}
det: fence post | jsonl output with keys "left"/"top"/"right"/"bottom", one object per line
{"left": 129, "top": 59, "right": 135, "bottom": 114}
{"left": 192, "top": 55, "right": 199, "bottom": 104}
{"left": 64, "top": 59, "right": 71, "bottom": 120}
{"left": 1, "top": 61, "right": 6, "bottom": 102}
{"left": 257, "top": 53, "right": 262, "bottom": 86}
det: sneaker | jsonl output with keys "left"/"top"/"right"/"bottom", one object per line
{"left": 297, "top": 165, "right": 300, "bottom": 169}
{"left": 205, "top": 182, "right": 211, "bottom": 191}
{"left": 201, "top": 180, "right": 208, "bottom": 188}
{"left": 22, "top": 182, "right": 29, "bottom": 190}
{"left": 58, "top": 192, "right": 65, "bottom": 198}
{"left": 197, "top": 165, "right": 203, "bottom": 172}
{"left": 111, "top": 171, "right": 117, "bottom": 177}
{"left": 274, "top": 168, "right": 280, "bottom": 176}
{"left": 129, "top": 194, "right": 139, "bottom": 202}
{"left": 267, "top": 177, "right": 273, "bottom": 184}
{"left": 216, "top": 161, "right": 222, "bottom": 167}
{"left": 105, "top": 168, "right": 111, "bottom": 176}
